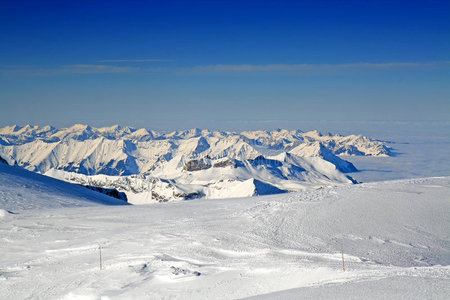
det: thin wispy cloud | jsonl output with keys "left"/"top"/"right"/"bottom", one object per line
{"left": 1, "top": 60, "right": 448, "bottom": 77}
{"left": 63, "top": 64, "right": 138, "bottom": 73}
{"left": 0, "top": 64, "right": 139, "bottom": 76}
{"left": 97, "top": 59, "right": 173, "bottom": 63}
{"left": 186, "top": 61, "right": 450, "bottom": 73}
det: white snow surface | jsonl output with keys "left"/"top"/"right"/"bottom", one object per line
{"left": 1, "top": 162, "right": 449, "bottom": 299}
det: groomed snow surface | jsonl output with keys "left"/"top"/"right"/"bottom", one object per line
{"left": 1, "top": 163, "right": 449, "bottom": 299}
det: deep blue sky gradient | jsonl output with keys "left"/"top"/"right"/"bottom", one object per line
{"left": 1, "top": 0, "right": 449, "bottom": 130}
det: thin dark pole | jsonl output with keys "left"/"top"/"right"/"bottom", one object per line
{"left": 99, "top": 244, "right": 103, "bottom": 270}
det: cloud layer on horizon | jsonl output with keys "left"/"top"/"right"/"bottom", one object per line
{"left": 1, "top": 60, "right": 449, "bottom": 77}
{"left": 186, "top": 61, "right": 450, "bottom": 73}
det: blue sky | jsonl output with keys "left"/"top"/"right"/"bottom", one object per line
{"left": 1, "top": 0, "right": 449, "bottom": 130}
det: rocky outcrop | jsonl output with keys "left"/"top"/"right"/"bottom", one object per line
{"left": 85, "top": 186, "right": 128, "bottom": 202}
{"left": 183, "top": 160, "right": 212, "bottom": 171}
{"left": 0, "top": 156, "right": 8, "bottom": 164}
{"left": 213, "top": 159, "right": 237, "bottom": 168}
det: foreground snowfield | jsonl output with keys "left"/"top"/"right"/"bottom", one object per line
{"left": 1, "top": 163, "right": 449, "bottom": 299}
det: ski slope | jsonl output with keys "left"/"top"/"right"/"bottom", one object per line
{"left": 1, "top": 162, "right": 449, "bottom": 299}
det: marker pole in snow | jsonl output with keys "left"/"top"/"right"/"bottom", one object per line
{"left": 99, "top": 245, "right": 103, "bottom": 270}
{"left": 341, "top": 244, "right": 345, "bottom": 272}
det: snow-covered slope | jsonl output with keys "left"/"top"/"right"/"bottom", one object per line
{"left": 0, "top": 162, "right": 127, "bottom": 211}
{"left": 0, "top": 125, "right": 392, "bottom": 202}
{"left": 1, "top": 176, "right": 449, "bottom": 299}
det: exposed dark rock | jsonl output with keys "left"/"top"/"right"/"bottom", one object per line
{"left": 85, "top": 185, "right": 128, "bottom": 202}
{"left": 213, "top": 159, "right": 237, "bottom": 168}
{"left": 151, "top": 191, "right": 169, "bottom": 202}
{"left": 183, "top": 160, "right": 211, "bottom": 171}
{"left": 184, "top": 192, "right": 203, "bottom": 200}
{"left": 170, "top": 266, "right": 201, "bottom": 276}
{"left": 0, "top": 156, "right": 8, "bottom": 164}
{"left": 253, "top": 155, "right": 266, "bottom": 161}
{"left": 248, "top": 156, "right": 282, "bottom": 167}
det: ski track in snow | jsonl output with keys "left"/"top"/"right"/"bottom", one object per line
{"left": 1, "top": 172, "right": 450, "bottom": 299}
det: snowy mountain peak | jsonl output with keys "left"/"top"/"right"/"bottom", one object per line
{"left": 68, "top": 123, "right": 92, "bottom": 131}
{"left": 289, "top": 141, "right": 329, "bottom": 157}
{"left": 97, "top": 124, "right": 122, "bottom": 134}
{"left": 0, "top": 125, "right": 21, "bottom": 134}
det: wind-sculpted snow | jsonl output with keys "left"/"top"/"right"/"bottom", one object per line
{"left": 1, "top": 176, "right": 449, "bottom": 299}
{"left": 0, "top": 124, "right": 392, "bottom": 202}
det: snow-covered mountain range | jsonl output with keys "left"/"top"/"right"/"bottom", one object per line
{"left": 0, "top": 124, "right": 392, "bottom": 203}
